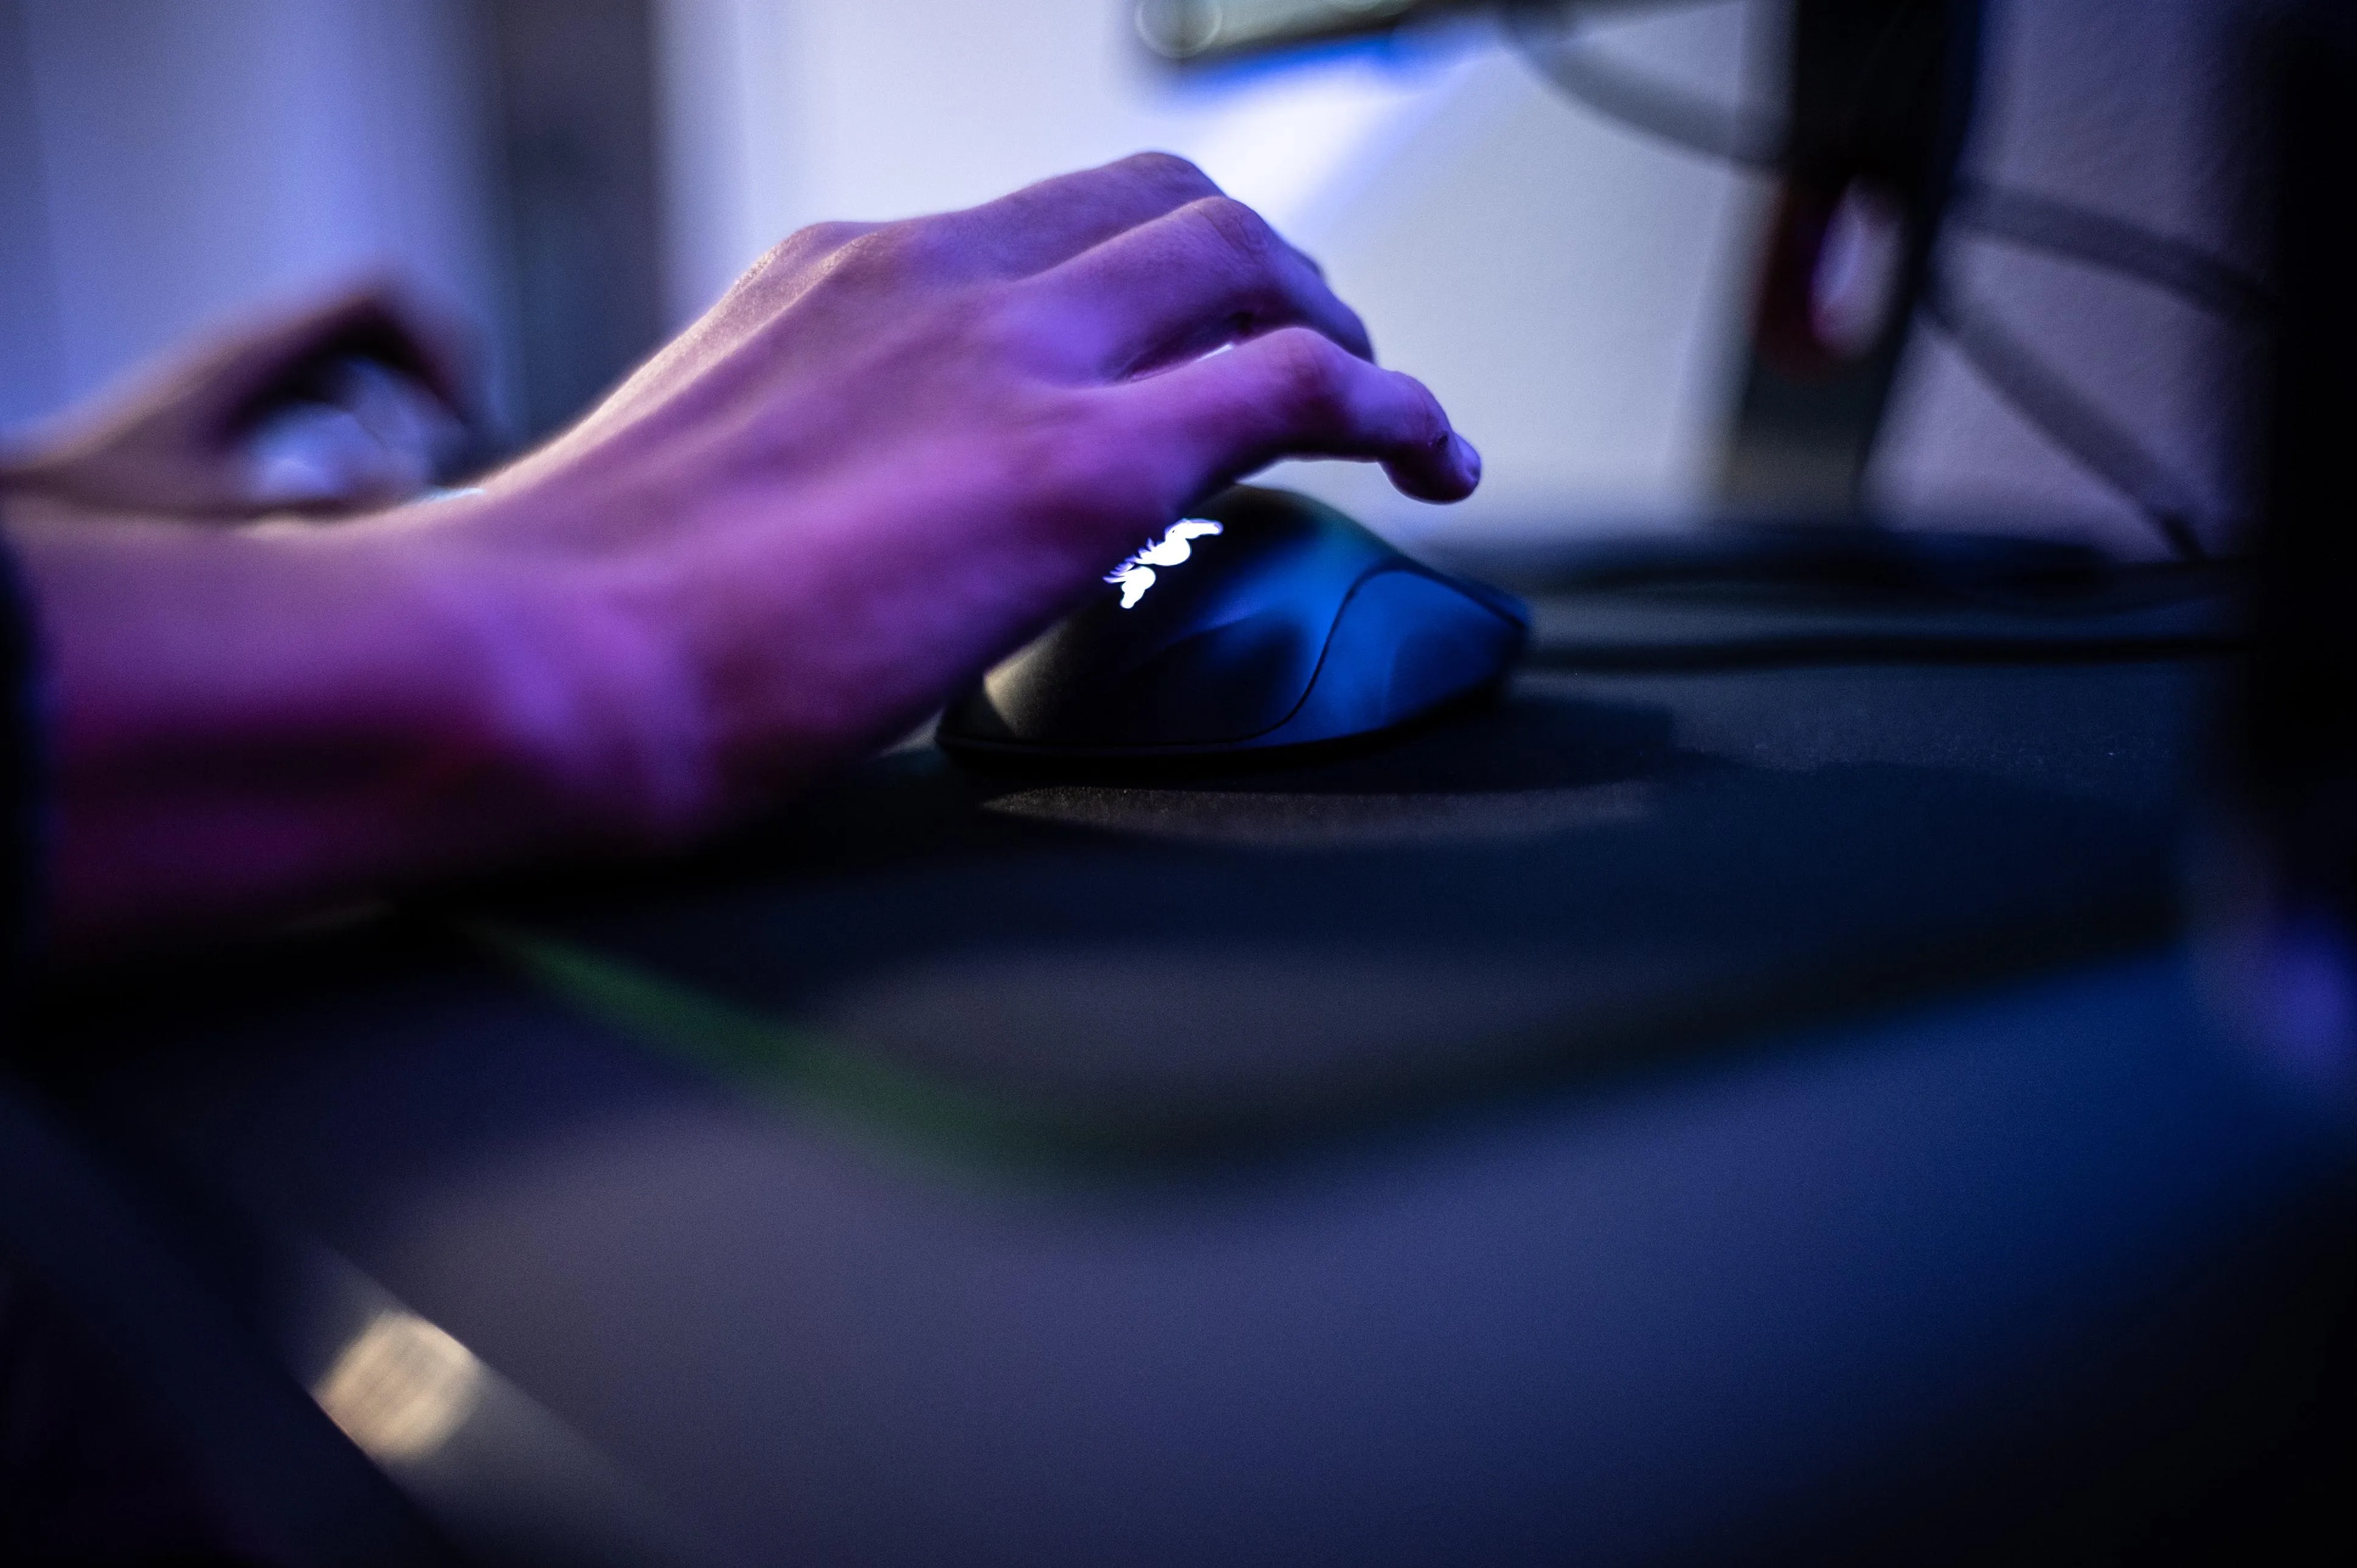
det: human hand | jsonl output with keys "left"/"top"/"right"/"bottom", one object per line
{"left": 1, "top": 282, "right": 477, "bottom": 520}
{"left": 422, "top": 152, "right": 1482, "bottom": 837}
{"left": 12, "top": 155, "right": 1478, "bottom": 945}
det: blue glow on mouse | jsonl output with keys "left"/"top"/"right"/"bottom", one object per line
{"left": 938, "top": 486, "right": 1528, "bottom": 762}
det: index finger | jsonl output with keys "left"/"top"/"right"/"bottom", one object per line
{"left": 1115, "top": 327, "right": 1481, "bottom": 505}
{"left": 1021, "top": 195, "right": 1374, "bottom": 376}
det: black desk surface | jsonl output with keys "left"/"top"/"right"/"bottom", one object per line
{"left": 20, "top": 580, "right": 2354, "bottom": 1567}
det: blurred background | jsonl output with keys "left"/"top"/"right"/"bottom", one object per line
{"left": 0, "top": 0, "right": 2261, "bottom": 553}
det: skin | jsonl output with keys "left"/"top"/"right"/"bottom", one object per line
{"left": 0, "top": 154, "right": 1479, "bottom": 953}
{"left": 2, "top": 282, "right": 480, "bottom": 519}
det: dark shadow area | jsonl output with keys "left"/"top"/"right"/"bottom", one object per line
{"left": 26, "top": 658, "right": 2198, "bottom": 1170}
{"left": 16, "top": 645, "right": 2340, "bottom": 1568}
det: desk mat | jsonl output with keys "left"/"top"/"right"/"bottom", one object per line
{"left": 427, "top": 655, "right": 2209, "bottom": 1159}
{"left": 23, "top": 640, "right": 2217, "bottom": 1169}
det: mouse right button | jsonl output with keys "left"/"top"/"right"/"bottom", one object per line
{"left": 1276, "top": 569, "right": 1528, "bottom": 745}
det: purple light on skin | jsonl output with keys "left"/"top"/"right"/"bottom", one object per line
{"left": 1106, "top": 519, "right": 1223, "bottom": 608}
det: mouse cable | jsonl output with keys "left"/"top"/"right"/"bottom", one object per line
{"left": 1501, "top": 2, "right": 2269, "bottom": 323}
{"left": 1919, "top": 270, "right": 2210, "bottom": 561}
{"left": 1947, "top": 182, "right": 2271, "bottom": 322}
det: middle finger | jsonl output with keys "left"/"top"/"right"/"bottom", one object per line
{"left": 1017, "top": 195, "right": 1374, "bottom": 378}
{"left": 929, "top": 151, "right": 1230, "bottom": 279}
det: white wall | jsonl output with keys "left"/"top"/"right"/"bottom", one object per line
{"left": 655, "top": 0, "right": 1773, "bottom": 542}
{"left": 0, "top": 0, "right": 498, "bottom": 434}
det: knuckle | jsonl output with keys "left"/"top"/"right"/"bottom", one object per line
{"left": 1412, "top": 382, "right": 1450, "bottom": 444}
{"left": 828, "top": 222, "right": 944, "bottom": 287}
{"left": 733, "top": 221, "right": 872, "bottom": 304}
{"left": 1262, "top": 329, "right": 1347, "bottom": 418}
{"left": 794, "top": 220, "right": 868, "bottom": 254}
{"left": 1008, "top": 393, "right": 1117, "bottom": 502}
{"left": 1185, "top": 196, "right": 1278, "bottom": 274}
{"left": 830, "top": 228, "right": 902, "bottom": 279}
{"left": 764, "top": 221, "right": 867, "bottom": 274}
{"left": 1118, "top": 150, "right": 1218, "bottom": 199}
{"left": 1386, "top": 369, "right": 1442, "bottom": 442}
{"left": 964, "top": 289, "right": 1044, "bottom": 361}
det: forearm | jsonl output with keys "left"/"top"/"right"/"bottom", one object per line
{"left": 0, "top": 477, "right": 1020, "bottom": 955}
{"left": 3, "top": 506, "right": 664, "bottom": 950}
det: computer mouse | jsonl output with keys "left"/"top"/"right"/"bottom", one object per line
{"left": 936, "top": 486, "right": 1528, "bottom": 762}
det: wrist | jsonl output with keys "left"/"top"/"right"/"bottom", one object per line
{"left": 390, "top": 499, "right": 721, "bottom": 854}
{"left": 7, "top": 506, "right": 699, "bottom": 947}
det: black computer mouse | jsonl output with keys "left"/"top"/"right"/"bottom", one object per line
{"left": 936, "top": 486, "right": 1528, "bottom": 762}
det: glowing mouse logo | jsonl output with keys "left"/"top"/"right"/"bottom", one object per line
{"left": 1106, "top": 518, "right": 1223, "bottom": 609}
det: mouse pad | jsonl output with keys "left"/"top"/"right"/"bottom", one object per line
{"left": 397, "top": 655, "right": 2207, "bottom": 1159}
{"left": 30, "top": 654, "right": 2208, "bottom": 1168}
